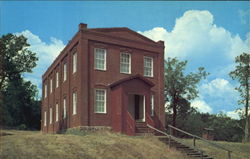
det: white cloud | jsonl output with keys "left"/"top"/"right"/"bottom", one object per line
{"left": 16, "top": 30, "right": 65, "bottom": 97}
{"left": 226, "top": 110, "right": 240, "bottom": 120}
{"left": 200, "top": 78, "right": 237, "bottom": 98}
{"left": 191, "top": 99, "right": 213, "bottom": 113}
{"left": 238, "top": 9, "right": 250, "bottom": 25}
{"left": 138, "top": 10, "right": 250, "bottom": 60}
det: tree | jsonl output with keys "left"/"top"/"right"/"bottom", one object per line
{"left": 3, "top": 75, "right": 41, "bottom": 129}
{"left": 229, "top": 52, "right": 250, "bottom": 142}
{"left": 164, "top": 57, "right": 209, "bottom": 131}
{"left": 0, "top": 34, "right": 38, "bottom": 91}
{"left": 0, "top": 33, "right": 40, "bottom": 129}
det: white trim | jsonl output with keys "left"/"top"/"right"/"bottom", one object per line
{"left": 120, "top": 52, "right": 131, "bottom": 74}
{"left": 151, "top": 95, "right": 154, "bottom": 116}
{"left": 56, "top": 103, "right": 59, "bottom": 122}
{"left": 44, "top": 84, "right": 47, "bottom": 98}
{"left": 72, "top": 92, "right": 77, "bottom": 115}
{"left": 143, "top": 56, "right": 153, "bottom": 77}
{"left": 49, "top": 107, "right": 52, "bottom": 124}
{"left": 73, "top": 52, "right": 77, "bottom": 74}
{"left": 94, "top": 89, "right": 107, "bottom": 114}
{"left": 44, "top": 111, "right": 47, "bottom": 126}
{"left": 63, "top": 98, "right": 66, "bottom": 119}
{"left": 94, "top": 48, "right": 106, "bottom": 71}
{"left": 142, "top": 95, "right": 145, "bottom": 122}
{"left": 63, "top": 63, "right": 67, "bottom": 82}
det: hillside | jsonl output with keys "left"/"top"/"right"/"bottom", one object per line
{"left": 182, "top": 139, "right": 250, "bottom": 159}
{"left": 0, "top": 130, "right": 190, "bottom": 159}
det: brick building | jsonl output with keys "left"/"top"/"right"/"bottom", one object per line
{"left": 42, "top": 23, "right": 165, "bottom": 135}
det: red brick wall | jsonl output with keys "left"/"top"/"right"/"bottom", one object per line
{"left": 41, "top": 25, "right": 165, "bottom": 133}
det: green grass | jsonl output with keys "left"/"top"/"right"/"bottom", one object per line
{"left": 0, "top": 129, "right": 191, "bottom": 159}
{"left": 182, "top": 138, "right": 250, "bottom": 159}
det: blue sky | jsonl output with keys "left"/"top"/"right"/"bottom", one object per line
{"left": 1, "top": 1, "right": 249, "bottom": 119}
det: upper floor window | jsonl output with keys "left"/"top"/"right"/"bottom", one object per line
{"left": 151, "top": 95, "right": 154, "bottom": 116}
{"left": 73, "top": 52, "right": 77, "bottom": 74}
{"left": 44, "top": 84, "right": 47, "bottom": 98}
{"left": 120, "top": 53, "right": 131, "bottom": 74}
{"left": 44, "top": 111, "right": 47, "bottom": 126}
{"left": 95, "top": 89, "right": 106, "bottom": 113}
{"left": 63, "top": 63, "right": 67, "bottom": 82}
{"left": 144, "top": 56, "right": 153, "bottom": 77}
{"left": 94, "top": 48, "right": 106, "bottom": 70}
{"left": 56, "top": 103, "right": 59, "bottom": 122}
{"left": 50, "top": 78, "right": 53, "bottom": 93}
{"left": 72, "top": 92, "right": 77, "bottom": 115}
{"left": 63, "top": 98, "right": 66, "bottom": 119}
{"left": 56, "top": 72, "right": 59, "bottom": 88}
{"left": 49, "top": 107, "right": 52, "bottom": 124}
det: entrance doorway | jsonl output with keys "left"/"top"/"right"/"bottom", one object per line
{"left": 128, "top": 94, "right": 145, "bottom": 121}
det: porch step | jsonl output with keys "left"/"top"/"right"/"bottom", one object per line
{"left": 135, "top": 122, "right": 154, "bottom": 134}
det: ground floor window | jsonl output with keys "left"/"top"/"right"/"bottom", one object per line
{"left": 56, "top": 103, "right": 59, "bottom": 122}
{"left": 63, "top": 98, "right": 66, "bottom": 118}
{"left": 44, "top": 111, "right": 47, "bottom": 126}
{"left": 50, "top": 108, "right": 52, "bottom": 124}
{"left": 95, "top": 89, "right": 106, "bottom": 113}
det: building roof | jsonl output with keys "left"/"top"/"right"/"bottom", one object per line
{"left": 109, "top": 74, "right": 155, "bottom": 88}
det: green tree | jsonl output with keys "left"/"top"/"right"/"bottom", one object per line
{"left": 0, "top": 34, "right": 38, "bottom": 91}
{"left": 0, "top": 33, "right": 39, "bottom": 129}
{"left": 229, "top": 52, "right": 250, "bottom": 142}
{"left": 3, "top": 76, "right": 40, "bottom": 129}
{"left": 164, "top": 57, "right": 209, "bottom": 130}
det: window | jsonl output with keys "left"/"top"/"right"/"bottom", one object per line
{"left": 95, "top": 89, "right": 106, "bottom": 113}
{"left": 49, "top": 107, "right": 52, "bottom": 124}
{"left": 73, "top": 92, "right": 77, "bottom": 115}
{"left": 56, "top": 72, "right": 59, "bottom": 88}
{"left": 63, "top": 98, "right": 66, "bottom": 119}
{"left": 94, "top": 48, "right": 106, "bottom": 70}
{"left": 63, "top": 63, "right": 67, "bottom": 82}
{"left": 73, "top": 52, "right": 77, "bottom": 73}
{"left": 44, "top": 84, "right": 47, "bottom": 98}
{"left": 44, "top": 111, "right": 47, "bottom": 126}
{"left": 144, "top": 57, "right": 153, "bottom": 77}
{"left": 50, "top": 78, "right": 53, "bottom": 93}
{"left": 120, "top": 53, "right": 131, "bottom": 74}
{"left": 151, "top": 95, "right": 154, "bottom": 116}
{"left": 56, "top": 103, "right": 59, "bottom": 122}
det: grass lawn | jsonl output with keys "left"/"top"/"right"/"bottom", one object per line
{"left": 182, "top": 138, "right": 250, "bottom": 159}
{"left": 0, "top": 129, "right": 191, "bottom": 159}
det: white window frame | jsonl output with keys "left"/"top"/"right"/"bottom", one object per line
{"left": 63, "top": 98, "right": 66, "bottom": 119}
{"left": 94, "top": 48, "right": 106, "bottom": 71}
{"left": 50, "top": 78, "right": 53, "bottom": 93}
{"left": 44, "top": 111, "right": 47, "bottom": 126}
{"left": 120, "top": 53, "right": 131, "bottom": 74}
{"left": 56, "top": 103, "right": 59, "bottom": 122}
{"left": 72, "top": 92, "right": 77, "bottom": 115}
{"left": 73, "top": 52, "right": 77, "bottom": 74}
{"left": 94, "top": 89, "right": 107, "bottom": 113}
{"left": 49, "top": 107, "right": 52, "bottom": 124}
{"left": 63, "top": 63, "right": 67, "bottom": 82}
{"left": 151, "top": 95, "right": 154, "bottom": 116}
{"left": 56, "top": 72, "right": 59, "bottom": 88}
{"left": 144, "top": 56, "right": 153, "bottom": 77}
{"left": 44, "top": 84, "right": 47, "bottom": 98}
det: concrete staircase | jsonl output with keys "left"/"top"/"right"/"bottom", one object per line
{"left": 159, "top": 137, "right": 213, "bottom": 159}
{"left": 135, "top": 122, "right": 154, "bottom": 135}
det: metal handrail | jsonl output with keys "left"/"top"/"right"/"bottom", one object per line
{"left": 168, "top": 124, "right": 232, "bottom": 159}
{"left": 147, "top": 124, "right": 205, "bottom": 158}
